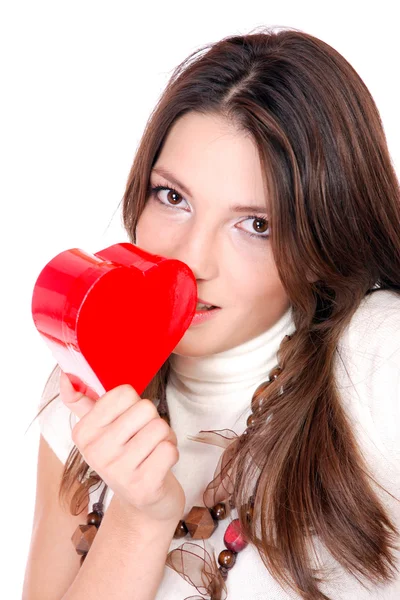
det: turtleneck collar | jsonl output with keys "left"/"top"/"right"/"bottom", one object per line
{"left": 168, "top": 305, "right": 296, "bottom": 405}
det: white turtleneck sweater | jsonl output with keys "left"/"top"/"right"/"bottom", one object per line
{"left": 37, "top": 289, "right": 400, "bottom": 600}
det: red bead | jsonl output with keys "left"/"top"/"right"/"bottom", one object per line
{"left": 223, "top": 518, "right": 248, "bottom": 553}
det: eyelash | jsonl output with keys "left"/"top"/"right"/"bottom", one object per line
{"left": 148, "top": 184, "right": 270, "bottom": 240}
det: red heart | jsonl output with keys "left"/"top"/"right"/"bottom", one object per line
{"left": 31, "top": 242, "right": 197, "bottom": 400}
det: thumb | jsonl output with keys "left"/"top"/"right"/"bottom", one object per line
{"left": 59, "top": 370, "right": 96, "bottom": 419}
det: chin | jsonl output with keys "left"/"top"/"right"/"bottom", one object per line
{"left": 171, "top": 334, "right": 223, "bottom": 358}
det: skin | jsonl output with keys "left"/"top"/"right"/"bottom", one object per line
{"left": 135, "top": 111, "right": 290, "bottom": 357}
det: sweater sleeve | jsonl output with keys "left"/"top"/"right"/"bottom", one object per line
{"left": 335, "top": 289, "right": 400, "bottom": 468}
{"left": 37, "top": 363, "right": 78, "bottom": 465}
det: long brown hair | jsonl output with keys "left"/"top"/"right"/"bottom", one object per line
{"left": 32, "top": 26, "right": 400, "bottom": 599}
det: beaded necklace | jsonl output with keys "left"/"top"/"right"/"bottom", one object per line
{"left": 71, "top": 336, "right": 290, "bottom": 600}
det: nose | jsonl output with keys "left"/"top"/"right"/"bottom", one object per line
{"left": 170, "top": 224, "right": 219, "bottom": 281}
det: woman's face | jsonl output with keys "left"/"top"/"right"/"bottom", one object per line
{"left": 135, "top": 111, "right": 290, "bottom": 357}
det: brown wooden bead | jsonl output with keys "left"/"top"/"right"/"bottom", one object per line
{"left": 268, "top": 365, "right": 282, "bottom": 380}
{"left": 251, "top": 380, "right": 272, "bottom": 412}
{"left": 185, "top": 506, "right": 217, "bottom": 539}
{"left": 86, "top": 511, "right": 102, "bottom": 527}
{"left": 218, "top": 549, "right": 237, "bottom": 569}
{"left": 251, "top": 397, "right": 262, "bottom": 413}
{"left": 210, "top": 502, "right": 228, "bottom": 521}
{"left": 71, "top": 523, "right": 97, "bottom": 555}
{"left": 173, "top": 520, "right": 189, "bottom": 539}
{"left": 242, "top": 501, "right": 254, "bottom": 523}
{"left": 247, "top": 504, "right": 254, "bottom": 522}
{"left": 246, "top": 413, "right": 256, "bottom": 428}
{"left": 253, "top": 380, "right": 272, "bottom": 396}
{"left": 252, "top": 393, "right": 264, "bottom": 411}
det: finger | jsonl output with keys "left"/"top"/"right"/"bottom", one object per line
{"left": 59, "top": 371, "right": 95, "bottom": 419}
{"left": 102, "top": 401, "right": 158, "bottom": 446}
{"left": 128, "top": 417, "right": 177, "bottom": 459}
{"left": 79, "top": 383, "right": 143, "bottom": 432}
{"left": 99, "top": 400, "right": 173, "bottom": 448}
{"left": 136, "top": 442, "right": 179, "bottom": 491}
{"left": 80, "top": 401, "right": 178, "bottom": 467}
{"left": 109, "top": 417, "right": 173, "bottom": 472}
{"left": 164, "top": 425, "right": 177, "bottom": 447}
{"left": 92, "top": 415, "right": 178, "bottom": 470}
{"left": 140, "top": 441, "right": 180, "bottom": 476}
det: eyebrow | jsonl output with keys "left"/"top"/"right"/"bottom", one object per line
{"left": 151, "top": 166, "right": 269, "bottom": 214}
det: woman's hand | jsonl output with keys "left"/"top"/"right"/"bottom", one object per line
{"left": 59, "top": 371, "right": 185, "bottom": 524}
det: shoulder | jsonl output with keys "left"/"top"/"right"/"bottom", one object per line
{"left": 346, "top": 288, "right": 400, "bottom": 337}
{"left": 337, "top": 289, "right": 400, "bottom": 376}
{"left": 335, "top": 289, "right": 400, "bottom": 464}
{"left": 38, "top": 363, "right": 78, "bottom": 465}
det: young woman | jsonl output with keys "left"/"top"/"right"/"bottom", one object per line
{"left": 23, "top": 26, "right": 400, "bottom": 600}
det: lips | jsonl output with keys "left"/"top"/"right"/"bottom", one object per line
{"left": 197, "top": 297, "right": 219, "bottom": 308}
{"left": 196, "top": 304, "right": 215, "bottom": 311}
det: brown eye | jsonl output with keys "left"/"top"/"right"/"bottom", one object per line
{"left": 238, "top": 216, "right": 270, "bottom": 240}
{"left": 149, "top": 185, "right": 189, "bottom": 209}
{"left": 166, "top": 189, "right": 182, "bottom": 205}
{"left": 253, "top": 218, "right": 268, "bottom": 233}
{"left": 150, "top": 185, "right": 186, "bottom": 209}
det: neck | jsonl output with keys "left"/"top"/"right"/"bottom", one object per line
{"left": 168, "top": 306, "right": 295, "bottom": 407}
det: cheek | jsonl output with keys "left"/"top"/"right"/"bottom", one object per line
{"left": 135, "top": 206, "right": 163, "bottom": 251}
{"left": 229, "top": 256, "right": 287, "bottom": 318}
{"left": 135, "top": 202, "right": 185, "bottom": 254}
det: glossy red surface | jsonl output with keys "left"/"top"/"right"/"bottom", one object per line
{"left": 31, "top": 242, "right": 197, "bottom": 400}
{"left": 223, "top": 519, "right": 248, "bottom": 553}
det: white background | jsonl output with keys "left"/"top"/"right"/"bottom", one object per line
{"left": 1, "top": 1, "right": 399, "bottom": 597}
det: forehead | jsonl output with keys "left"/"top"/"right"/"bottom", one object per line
{"left": 151, "top": 112, "right": 269, "bottom": 213}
